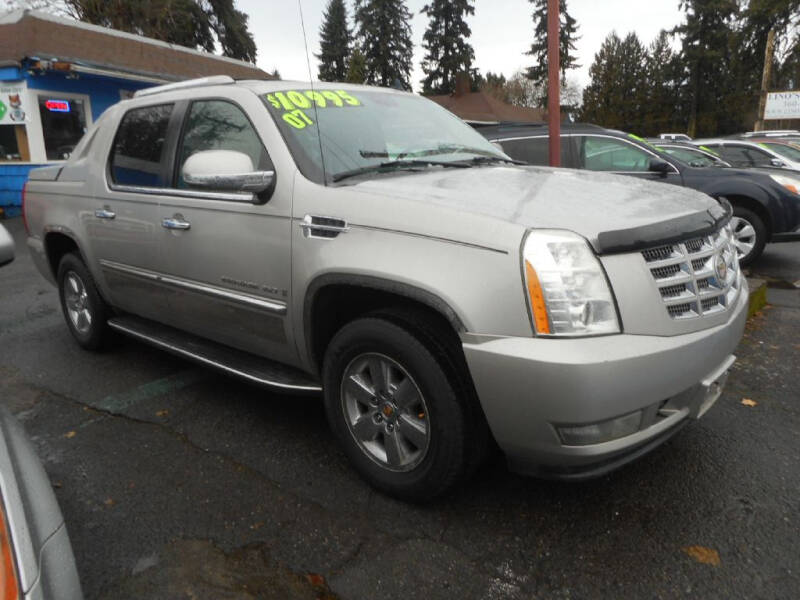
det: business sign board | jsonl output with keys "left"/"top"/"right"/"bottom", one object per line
{"left": 0, "top": 82, "right": 29, "bottom": 124}
{"left": 765, "top": 91, "right": 800, "bottom": 120}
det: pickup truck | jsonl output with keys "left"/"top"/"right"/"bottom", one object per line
{"left": 24, "top": 77, "right": 747, "bottom": 501}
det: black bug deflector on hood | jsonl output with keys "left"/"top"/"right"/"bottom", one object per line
{"left": 596, "top": 199, "right": 732, "bottom": 254}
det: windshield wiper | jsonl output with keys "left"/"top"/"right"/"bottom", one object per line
{"left": 359, "top": 144, "right": 511, "bottom": 161}
{"left": 332, "top": 159, "right": 469, "bottom": 183}
{"left": 457, "top": 155, "right": 527, "bottom": 166}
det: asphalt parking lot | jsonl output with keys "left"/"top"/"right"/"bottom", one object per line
{"left": 0, "top": 217, "right": 798, "bottom": 600}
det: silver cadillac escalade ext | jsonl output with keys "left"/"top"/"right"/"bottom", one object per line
{"left": 24, "top": 77, "right": 747, "bottom": 501}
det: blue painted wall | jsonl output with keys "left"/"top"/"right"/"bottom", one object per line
{"left": 25, "top": 69, "right": 153, "bottom": 121}
{"left": 0, "top": 67, "right": 156, "bottom": 215}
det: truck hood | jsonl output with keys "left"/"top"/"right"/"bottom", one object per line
{"left": 346, "top": 165, "right": 728, "bottom": 253}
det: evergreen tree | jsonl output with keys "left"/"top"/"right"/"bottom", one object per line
{"left": 346, "top": 48, "right": 367, "bottom": 84}
{"left": 524, "top": 0, "right": 580, "bottom": 106}
{"left": 641, "top": 30, "right": 684, "bottom": 135}
{"left": 316, "top": 0, "right": 352, "bottom": 82}
{"left": 673, "top": 0, "right": 738, "bottom": 136}
{"left": 580, "top": 33, "right": 623, "bottom": 127}
{"left": 353, "top": 0, "right": 414, "bottom": 89}
{"left": 617, "top": 32, "right": 648, "bottom": 132}
{"left": 419, "top": 0, "right": 475, "bottom": 95}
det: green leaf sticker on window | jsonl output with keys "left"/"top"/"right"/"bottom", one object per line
{"left": 0, "top": 100, "right": 6, "bottom": 121}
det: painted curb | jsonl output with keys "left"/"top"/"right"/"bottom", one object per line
{"left": 746, "top": 278, "right": 767, "bottom": 318}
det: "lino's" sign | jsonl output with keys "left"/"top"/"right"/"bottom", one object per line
{"left": 765, "top": 91, "right": 800, "bottom": 120}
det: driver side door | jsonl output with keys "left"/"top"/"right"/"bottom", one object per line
{"left": 156, "top": 94, "right": 295, "bottom": 363}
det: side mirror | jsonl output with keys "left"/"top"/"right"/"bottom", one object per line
{"left": 770, "top": 158, "right": 786, "bottom": 168}
{"left": 182, "top": 150, "right": 275, "bottom": 197}
{"left": 0, "top": 224, "right": 15, "bottom": 268}
{"left": 648, "top": 158, "right": 672, "bottom": 177}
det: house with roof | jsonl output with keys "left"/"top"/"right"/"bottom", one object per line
{"left": 0, "top": 9, "right": 269, "bottom": 217}
{"left": 426, "top": 75, "right": 548, "bottom": 126}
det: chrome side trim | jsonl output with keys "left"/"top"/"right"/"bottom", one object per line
{"left": 184, "top": 170, "right": 275, "bottom": 193}
{"left": 107, "top": 320, "right": 322, "bottom": 392}
{"left": 99, "top": 259, "right": 287, "bottom": 315}
{"left": 109, "top": 183, "right": 255, "bottom": 203}
{"left": 299, "top": 214, "right": 350, "bottom": 239}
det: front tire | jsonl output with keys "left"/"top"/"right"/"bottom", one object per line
{"left": 730, "top": 206, "right": 766, "bottom": 266}
{"left": 322, "top": 315, "right": 471, "bottom": 501}
{"left": 57, "top": 252, "right": 111, "bottom": 351}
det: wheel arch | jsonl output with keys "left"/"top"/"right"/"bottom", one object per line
{"left": 43, "top": 228, "right": 84, "bottom": 279}
{"left": 720, "top": 194, "right": 773, "bottom": 239}
{"left": 303, "top": 273, "right": 467, "bottom": 374}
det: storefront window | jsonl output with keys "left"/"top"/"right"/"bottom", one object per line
{"left": 0, "top": 125, "right": 30, "bottom": 162}
{"left": 38, "top": 96, "right": 88, "bottom": 160}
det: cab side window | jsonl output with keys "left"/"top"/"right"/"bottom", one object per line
{"left": 176, "top": 100, "right": 271, "bottom": 189}
{"left": 109, "top": 104, "right": 174, "bottom": 188}
{"left": 579, "top": 136, "right": 651, "bottom": 172}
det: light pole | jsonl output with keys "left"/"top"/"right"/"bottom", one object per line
{"left": 547, "top": 0, "right": 561, "bottom": 167}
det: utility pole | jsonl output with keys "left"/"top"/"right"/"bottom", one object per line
{"left": 754, "top": 29, "right": 776, "bottom": 132}
{"left": 547, "top": 0, "right": 560, "bottom": 167}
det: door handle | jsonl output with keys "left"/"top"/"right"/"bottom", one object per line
{"left": 94, "top": 208, "right": 116, "bottom": 219}
{"left": 162, "top": 217, "right": 191, "bottom": 231}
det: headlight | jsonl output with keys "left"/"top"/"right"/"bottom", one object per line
{"left": 768, "top": 173, "right": 800, "bottom": 194}
{"left": 522, "top": 230, "right": 620, "bottom": 336}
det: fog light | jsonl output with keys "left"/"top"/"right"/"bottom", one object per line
{"left": 558, "top": 411, "right": 642, "bottom": 446}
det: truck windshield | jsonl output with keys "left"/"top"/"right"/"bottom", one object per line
{"left": 263, "top": 87, "right": 509, "bottom": 183}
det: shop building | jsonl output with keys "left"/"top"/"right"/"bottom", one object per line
{"left": 0, "top": 9, "right": 268, "bottom": 217}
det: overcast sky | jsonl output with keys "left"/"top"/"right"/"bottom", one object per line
{"left": 239, "top": 0, "right": 686, "bottom": 91}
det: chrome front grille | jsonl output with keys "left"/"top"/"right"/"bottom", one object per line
{"left": 642, "top": 223, "right": 741, "bottom": 320}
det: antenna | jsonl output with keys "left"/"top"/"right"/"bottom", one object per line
{"left": 297, "top": 0, "right": 328, "bottom": 186}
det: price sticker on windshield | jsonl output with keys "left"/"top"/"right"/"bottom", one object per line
{"left": 265, "top": 89, "right": 361, "bottom": 130}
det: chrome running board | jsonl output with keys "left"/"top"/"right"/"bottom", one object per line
{"left": 108, "top": 315, "right": 321, "bottom": 394}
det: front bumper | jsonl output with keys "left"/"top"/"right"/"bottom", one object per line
{"left": 462, "top": 282, "right": 748, "bottom": 479}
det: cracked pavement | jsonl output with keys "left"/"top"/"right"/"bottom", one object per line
{"left": 1, "top": 218, "right": 798, "bottom": 599}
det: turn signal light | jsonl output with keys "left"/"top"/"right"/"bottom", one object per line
{"left": 524, "top": 261, "right": 551, "bottom": 334}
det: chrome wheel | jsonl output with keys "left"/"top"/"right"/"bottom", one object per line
{"left": 63, "top": 271, "right": 93, "bottom": 335}
{"left": 730, "top": 216, "right": 756, "bottom": 260}
{"left": 341, "top": 353, "right": 431, "bottom": 472}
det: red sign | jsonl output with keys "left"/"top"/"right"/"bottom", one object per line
{"left": 45, "top": 100, "right": 70, "bottom": 112}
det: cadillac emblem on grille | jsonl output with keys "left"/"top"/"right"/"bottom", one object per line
{"left": 714, "top": 254, "right": 728, "bottom": 282}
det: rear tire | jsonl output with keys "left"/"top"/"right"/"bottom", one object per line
{"left": 322, "top": 314, "right": 473, "bottom": 501}
{"left": 57, "top": 252, "right": 111, "bottom": 351}
{"left": 730, "top": 206, "right": 766, "bottom": 266}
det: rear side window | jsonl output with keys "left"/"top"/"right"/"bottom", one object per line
{"left": 109, "top": 104, "right": 174, "bottom": 188}
{"left": 499, "top": 136, "right": 573, "bottom": 166}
